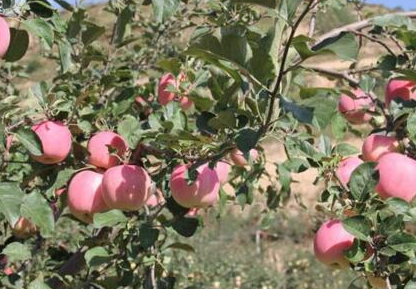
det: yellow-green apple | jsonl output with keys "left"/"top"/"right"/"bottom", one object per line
{"left": 362, "top": 134, "right": 399, "bottom": 162}
{"left": 313, "top": 220, "right": 354, "bottom": 269}
{"left": 87, "top": 131, "right": 128, "bottom": 169}
{"left": 68, "top": 170, "right": 108, "bottom": 223}
{"left": 102, "top": 165, "right": 151, "bottom": 211}
{"left": 170, "top": 164, "right": 220, "bottom": 208}
{"left": 31, "top": 120, "right": 72, "bottom": 164}
{"left": 376, "top": 153, "right": 416, "bottom": 202}
{"left": 336, "top": 157, "right": 363, "bottom": 187}
{"left": 338, "top": 88, "right": 375, "bottom": 124}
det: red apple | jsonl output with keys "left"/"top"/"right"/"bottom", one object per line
{"left": 362, "top": 134, "right": 399, "bottom": 162}
{"left": 338, "top": 88, "right": 375, "bottom": 124}
{"left": 170, "top": 164, "right": 220, "bottom": 208}
{"left": 87, "top": 131, "right": 128, "bottom": 169}
{"left": 179, "top": 96, "right": 193, "bottom": 110}
{"left": 102, "top": 165, "right": 151, "bottom": 211}
{"left": 68, "top": 170, "right": 108, "bottom": 223}
{"left": 31, "top": 120, "right": 72, "bottom": 164}
{"left": 158, "top": 73, "right": 176, "bottom": 105}
{"left": 385, "top": 79, "right": 416, "bottom": 107}
{"left": 145, "top": 189, "right": 165, "bottom": 208}
{"left": 314, "top": 220, "right": 355, "bottom": 269}
{"left": 376, "top": 153, "right": 416, "bottom": 202}
{"left": 12, "top": 217, "right": 37, "bottom": 239}
{"left": 336, "top": 157, "right": 363, "bottom": 187}
{"left": 0, "top": 17, "right": 10, "bottom": 58}
{"left": 214, "top": 161, "right": 231, "bottom": 185}
{"left": 230, "top": 148, "right": 259, "bottom": 167}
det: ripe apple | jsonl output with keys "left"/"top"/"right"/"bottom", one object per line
{"left": 230, "top": 148, "right": 259, "bottom": 167}
{"left": 338, "top": 88, "right": 375, "bottom": 124}
{"left": 376, "top": 153, "right": 416, "bottom": 202}
{"left": 214, "top": 161, "right": 231, "bottom": 185}
{"left": 385, "top": 79, "right": 416, "bottom": 107}
{"left": 12, "top": 217, "right": 38, "bottom": 239}
{"left": 362, "top": 134, "right": 399, "bottom": 162}
{"left": 170, "top": 164, "right": 220, "bottom": 208}
{"left": 179, "top": 96, "right": 193, "bottom": 110}
{"left": 0, "top": 17, "right": 10, "bottom": 58}
{"left": 158, "top": 73, "right": 176, "bottom": 105}
{"left": 367, "top": 275, "right": 387, "bottom": 289}
{"left": 102, "top": 165, "right": 151, "bottom": 211}
{"left": 68, "top": 170, "right": 108, "bottom": 223}
{"left": 186, "top": 208, "right": 199, "bottom": 217}
{"left": 313, "top": 220, "right": 355, "bottom": 269}
{"left": 87, "top": 131, "right": 128, "bottom": 169}
{"left": 31, "top": 120, "right": 72, "bottom": 164}
{"left": 336, "top": 157, "right": 363, "bottom": 187}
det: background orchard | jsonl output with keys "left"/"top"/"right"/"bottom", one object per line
{"left": 2, "top": 0, "right": 416, "bottom": 288}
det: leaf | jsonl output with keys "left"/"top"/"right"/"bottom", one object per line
{"left": 139, "top": 225, "right": 160, "bottom": 249}
{"left": 331, "top": 113, "right": 347, "bottom": 140}
{"left": 16, "top": 128, "right": 43, "bottom": 156}
{"left": 343, "top": 216, "right": 372, "bottom": 241}
{"left": 118, "top": 116, "right": 141, "bottom": 149}
{"left": 58, "top": 40, "right": 73, "bottom": 73}
{"left": 45, "top": 168, "right": 75, "bottom": 198}
{"left": 28, "top": 278, "right": 52, "bottom": 289}
{"left": 332, "top": 143, "right": 360, "bottom": 156}
{"left": 235, "top": 128, "right": 260, "bottom": 153}
{"left": 4, "top": 28, "right": 29, "bottom": 62}
{"left": 279, "top": 96, "right": 314, "bottom": 125}
{"left": 407, "top": 111, "right": 416, "bottom": 143}
{"left": 2, "top": 242, "right": 31, "bottom": 262}
{"left": 404, "top": 280, "right": 416, "bottom": 289}
{"left": 345, "top": 239, "right": 367, "bottom": 263}
{"left": 84, "top": 247, "right": 112, "bottom": 267}
{"left": 387, "top": 232, "right": 416, "bottom": 253}
{"left": 152, "top": 0, "right": 180, "bottom": 23}
{"left": 93, "top": 210, "right": 127, "bottom": 228}
{"left": 0, "top": 183, "right": 24, "bottom": 226}
{"left": 21, "top": 192, "right": 55, "bottom": 237}
{"left": 231, "top": 0, "right": 278, "bottom": 8}
{"left": 348, "top": 162, "right": 379, "bottom": 201}
{"left": 28, "top": 0, "right": 54, "bottom": 18}
{"left": 372, "top": 14, "right": 415, "bottom": 29}
{"left": 359, "top": 75, "right": 376, "bottom": 94}
{"left": 114, "top": 5, "right": 134, "bottom": 45}
{"left": 386, "top": 198, "right": 410, "bottom": 215}
{"left": 164, "top": 242, "right": 195, "bottom": 253}
{"left": 171, "top": 216, "right": 199, "bottom": 238}
{"left": 82, "top": 22, "right": 105, "bottom": 46}
{"left": 379, "top": 215, "right": 403, "bottom": 235}
{"left": 23, "top": 18, "right": 54, "bottom": 49}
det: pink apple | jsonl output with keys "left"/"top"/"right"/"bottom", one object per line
{"left": 362, "top": 134, "right": 399, "bottom": 162}
{"left": 0, "top": 17, "right": 10, "bottom": 58}
{"left": 12, "top": 217, "right": 38, "bottom": 239}
{"left": 102, "top": 165, "right": 151, "bottom": 211}
{"left": 376, "top": 153, "right": 416, "bottom": 202}
{"left": 314, "top": 220, "right": 355, "bottom": 269}
{"left": 385, "top": 79, "right": 416, "bottom": 107}
{"left": 87, "top": 131, "right": 128, "bottom": 169}
{"left": 186, "top": 208, "right": 199, "bottom": 217}
{"left": 68, "top": 170, "right": 108, "bottom": 223}
{"left": 336, "top": 157, "right": 364, "bottom": 187}
{"left": 158, "top": 73, "right": 176, "bottom": 105}
{"left": 31, "top": 120, "right": 72, "bottom": 164}
{"left": 214, "top": 161, "right": 231, "bottom": 185}
{"left": 230, "top": 148, "right": 259, "bottom": 167}
{"left": 179, "top": 96, "right": 193, "bottom": 110}
{"left": 338, "top": 88, "right": 375, "bottom": 124}
{"left": 170, "top": 164, "right": 220, "bottom": 208}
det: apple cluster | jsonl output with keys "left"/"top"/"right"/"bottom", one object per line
{"left": 314, "top": 79, "right": 416, "bottom": 287}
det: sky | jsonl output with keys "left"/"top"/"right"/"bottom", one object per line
{"left": 367, "top": 0, "right": 416, "bottom": 10}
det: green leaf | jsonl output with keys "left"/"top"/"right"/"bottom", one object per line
{"left": 379, "top": 215, "right": 403, "bottom": 235}
{"left": 0, "top": 183, "right": 24, "bottom": 226}
{"left": 21, "top": 192, "right": 55, "bottom": 237}
{"left": 331, "top": 113, "right": 348, "bottom": 140}
{"left": 359, "top": 75, "right": 376, "bottom": 94}
{"left": 345, "top": 239, "right": 367, "bottom": 263}
{"left": 84, "top": 247, "right": 112, "bottom": 267}
{"left": 164, "top": 242, "right": 195, "bottom": 253}
{"left": 114, "top": 5, "right": 134, "bottom": 45}
{"left": 408, "top": 112, "right": 416, "bottom": 143}
{"left": 93, "top": 210, "right": 127, "bottom": 228}
{"left": 332, "top": 143, "right": 360, "bottom": 156}
{"left": 118, "top": 115, "right": 141, "bottom": 149}
{"left": 371, "top": 14, "right": 415, "bottom": 29}
{"left": 82, "top": 22, "right": 105, "bottom": 46}
{"left": 23, "top": 18, "right": 54, "bottom": 49}
{"left": 343, "top": 216, "right": 372, "bottom": 241}
{"left": 386, "top": 198, "right": 410, "bottom": 215}
{"left": 277, "top": 163, "right": 291, "bottom": 193}
{"left": 28, "top": 278, "right": 52, "bottom": 289}
{"left": 387, "top": 232, "right": 416, "bottom": 253}
{"left": 2, "top": 242, "right": 32, "bottom": 262}
{"left": 404, "top": 280, "right": 416, "bottom": 289}
{"left": 4, "top": 28, "right": 29, "bottom": 62}
{"left": 139, "top": 225, "right": 159, "bottom": 249}
{"left": 152, "top": 0, "right": 180, "bottom": 23}
{"left": 235, "top": 128, "right": 260, "bottom": 153}
{"left": 348, "top": 162, "right": 379, "bottom": 201}
{"left": 171, "top": 216, "right": 199, "bottom": 238}
{"left": 231, "top": 0, "right": 278, "bottom": 8}
{"left": 45, "top": 168, "right": 75, "bottom": 198}
{"left": 16, "top": 128, "right": 43, "bottom": 156}
{"left": 58, "top": 40, "right": 73, "bottom": 73}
